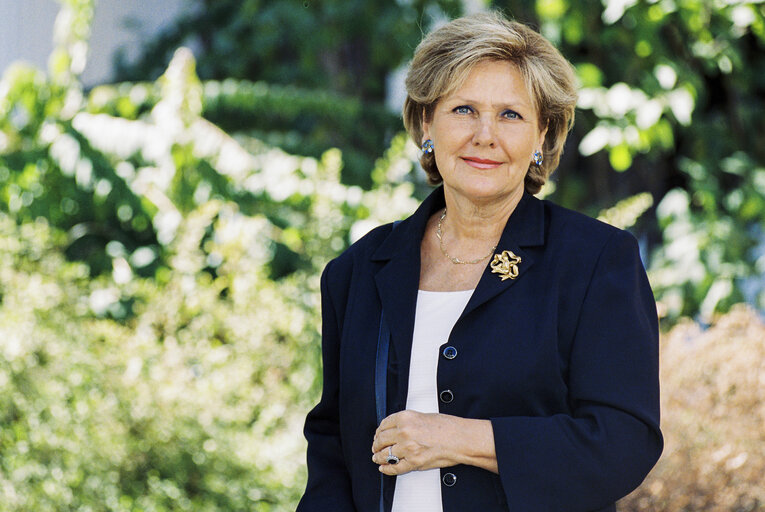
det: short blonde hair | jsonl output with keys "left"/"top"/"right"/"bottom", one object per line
{"left": 403, "top": 12, "right": 578, "bottom": 194}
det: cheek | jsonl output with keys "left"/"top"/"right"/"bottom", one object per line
{"left": 436, "top": 135, "right": 471, "bottom": 164}
{"left": 432, "top": 135, "right": 460, "bottom": 163}
{"left": 499, "top": 130, "right": 537, "bottom": 157}
{"left": 433, "top": 152, "right": 454, "bottom": 175}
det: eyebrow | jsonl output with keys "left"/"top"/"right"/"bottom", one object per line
{"left": 449, "top": 96, "right": 532, "bottom": 111}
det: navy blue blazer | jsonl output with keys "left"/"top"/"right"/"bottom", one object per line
{"left": 298, "top": 187, "right": 662, "bottom": 512}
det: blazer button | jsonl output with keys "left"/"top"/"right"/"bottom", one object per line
{"left": 442, "top": 346, "right": 457, "bottom": 359}
{"left": 442, "top": 472, "right": 457, "bottom": 487}
{"left": 439, "top": 389, "right": 454, "bottom": 403}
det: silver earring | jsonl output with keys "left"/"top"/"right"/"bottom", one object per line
{"left": 421, "top": 139, "right": 434, "bottom": 154}
{"left": 532, "top": 150, "right": 543, "bottom": 166}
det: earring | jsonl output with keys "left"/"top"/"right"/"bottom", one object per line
{"left": 421, "top": 139, "right": 434, "bottom": 154}
{"left": 532, "top": 150, "right": 543, "bottom": 166}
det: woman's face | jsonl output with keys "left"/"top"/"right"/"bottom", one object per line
{"left": 423, "top": 60, "right": 547, "bottom": 205}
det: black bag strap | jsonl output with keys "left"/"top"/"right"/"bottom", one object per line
{"left": 375, "top": 309, "right": 391, "bottom": 427}
{"left": 375, "top": 220, "right": 400, "bottom": 512}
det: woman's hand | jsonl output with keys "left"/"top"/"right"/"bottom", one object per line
{"left": 371, "top": 410, "right": 455, "bottom": 475}
{"left": 371, "top": 410, "right": 498, "bottom": 476}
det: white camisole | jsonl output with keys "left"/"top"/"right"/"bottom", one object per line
{"left": 391, "top": 289, "right": 474, "bottom": 512}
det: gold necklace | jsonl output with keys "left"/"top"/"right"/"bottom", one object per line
{"left": 435, "top": 208, "right": 497, "bottom": 265}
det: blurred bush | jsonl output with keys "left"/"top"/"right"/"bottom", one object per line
{"left": 0, "top": 35, "right": 418, "bottom": 282}
{"left": 0, "top": 1, "right": 419, "bottom": 509}
{"left": 0, "top": 209, "right": 315, "bottom": 510}
{"left": 0, "top": 58, "right": 417, "bottom": 511}
{"left": 619, "top": 305, "right": 765, "bottom": 511}
{"left": 83, "top": 77, "right": 401, "bottom": 191}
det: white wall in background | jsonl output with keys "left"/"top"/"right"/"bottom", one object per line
{"left": 0, "top": 0, "right": 187, "bottom": 87}
{"left": 0, "top": 0, "right": 59, "bottom": 76}
{"left": 84, "top": 0, "right": 187, "bottom": 85}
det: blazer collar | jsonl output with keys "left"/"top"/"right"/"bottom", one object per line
{"left": 371, "top": 185, "right": 545, "bottom": 263}
{"left": 371, "top": 186, "right": 546, "bottom": 404}
{"left": 462, "top": 188, "right": 545, "bottom": 317}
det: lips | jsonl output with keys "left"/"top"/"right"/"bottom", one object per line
{"left": 461, "top": 156, "right": 502, "bottom": 169}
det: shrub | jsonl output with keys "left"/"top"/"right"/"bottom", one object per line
{"left": 619, "top": 305, "right": 765, "bottom": 511}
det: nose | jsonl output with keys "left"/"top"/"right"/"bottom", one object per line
{"left": 472, "top": 116, "right": 496, "bottom": 147}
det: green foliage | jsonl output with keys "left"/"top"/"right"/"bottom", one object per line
{"left": 49, "top": 0, "right": 95, "bottom": 86}
{"left": 0, "top": 5, "right": 419, "bottom": 508}
{"left": 114, "top": 0, "right": 463, "bottom": 188}
{"left": 0, "top": 205, "right": 316, "bottom": 510}
{"left": 597, "top": 192, "right": 654, "bottom": 231}
{"left": 0, "top": 45, "right": 416, "bottom": 280}
{"left": 115, "top": 0, "right": 462, "bottom": 98}
{"left": 84, "top": 77, "right": 401, "bottom": 189}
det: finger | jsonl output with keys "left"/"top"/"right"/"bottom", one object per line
{"left": 380, "top": 409, "right": 416, "bottom": 429}
{"left": 371, "top": 429, "right": 398, "bottom": 453}
{"left": 372, "top": 450, "right": 404, "bottom": 469}
{"left": 372, "top": 424, "right": 397, "bottom": 449}
{"left": 375, "top": 410, "right": 415, "bottom": 441}
{"left": 371, "top": 445, "right": 400, "bottom": 466}
{"left": 379, "top": 458, "right": 412, "bottom": 476}
{"left": 376, "top": 414, "right": 399, "bottom": 433}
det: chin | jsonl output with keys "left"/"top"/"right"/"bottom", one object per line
{"left": 449, "top": 180, "right": 524, "bottom": 204}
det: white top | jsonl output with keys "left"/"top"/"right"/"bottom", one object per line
{"left": 391, "top": 289, "right": 474, "bottom": 512}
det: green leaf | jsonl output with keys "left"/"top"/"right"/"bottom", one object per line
{"left": 609, "top": 144, "right": 633, "bottom": 171}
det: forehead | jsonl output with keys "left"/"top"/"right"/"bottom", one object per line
{"left": 444, "top": 60, "right": 533, "bottom": 105}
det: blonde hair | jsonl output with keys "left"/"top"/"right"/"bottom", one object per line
{"left": 403, "top": 12, "right": 578, "bottom": 194}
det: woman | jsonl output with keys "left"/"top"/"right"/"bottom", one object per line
{"left": 297, "top": 12, "right": 662, "bottom": 512}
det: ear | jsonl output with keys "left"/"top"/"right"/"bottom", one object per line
{"left": 538, "top": 122, "right": 548, "bottom": 150}
{"left": 422, "top": 107, "right": 432, "bottom": 143}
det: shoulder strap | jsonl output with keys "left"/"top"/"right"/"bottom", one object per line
{"left": 376, "top": 220, "right": 400, "bottom": 512}
{"left": 375, "top": 219, "right": 401, "bottom": 425}
{"left": 375, "top": 311, "right": 391, "bottom": 426}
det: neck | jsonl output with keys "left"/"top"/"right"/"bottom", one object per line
{"left": 441, "top": 187, "right": 523, "bottom": 243}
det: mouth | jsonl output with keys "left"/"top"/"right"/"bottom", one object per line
{"left": 461, "top": 156, "right": 503, "bottom": 169}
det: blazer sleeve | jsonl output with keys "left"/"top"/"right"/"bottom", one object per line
{"left": 490, "top": 230, "right": 663, "bottom": 511}
{"left": 296, "top": 259, "right": 357, "bottom": 511}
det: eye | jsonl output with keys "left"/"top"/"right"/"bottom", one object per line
{"left": 501, "top": 110, "right": 522, "bottom": 120}
{"left": 453, "top": 105, "right": 474, "bottom": 115}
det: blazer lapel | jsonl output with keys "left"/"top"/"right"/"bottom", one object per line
{"left": 369, "top": 188, "right": 546, "bottom": 405}
{"left": 462, "top": 192, "right": 546, "bottom": 317}
{"left": 371, "top": 189, "right": 445, "bottom": 406}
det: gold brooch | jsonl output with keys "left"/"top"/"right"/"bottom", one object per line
{"left": 490, "top": 250, "right": 522, "bottom": 281}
